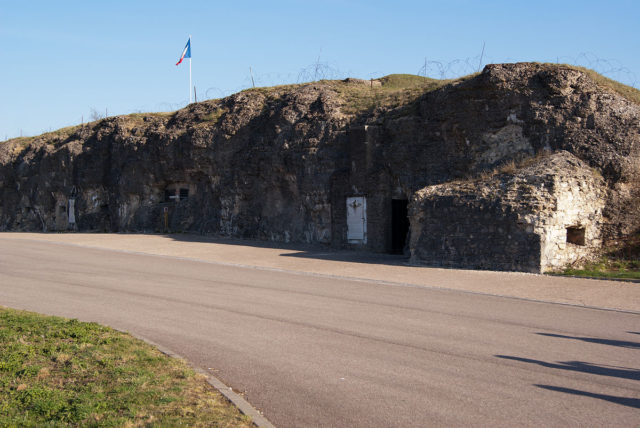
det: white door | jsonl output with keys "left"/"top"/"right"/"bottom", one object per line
{"left": 347, "top": 196, "right": 367, "bottom": 243}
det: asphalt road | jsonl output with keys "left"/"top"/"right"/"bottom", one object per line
{"left": 1, "top": 238, "right": 639, "bottom": 427}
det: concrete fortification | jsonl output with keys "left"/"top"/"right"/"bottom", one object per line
{"left": 1, "top": 63, "right": 639, "bottom": 272}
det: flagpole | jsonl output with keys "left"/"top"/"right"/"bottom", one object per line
{"left": 189, "top": 35, "right": 192, "bottom": 104}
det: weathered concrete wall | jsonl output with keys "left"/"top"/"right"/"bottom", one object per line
{"left": 0, "top": 87, "right": 349, "bottom": 244}
{"left": 0, "top": 63, "right": 638, "bottom": 272}
{"left": 410, "top": 193, "right": 543, "bottom": 272}
{"left": 409, "top": 152, "right": 606, "bottom": 272}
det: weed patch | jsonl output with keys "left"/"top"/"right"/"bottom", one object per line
{"left": 553, "top": 232, "right": 640, "bottom": 280}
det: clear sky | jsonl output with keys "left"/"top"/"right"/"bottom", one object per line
{"left": 1, "top": 0, "right": 638, "bottom": 140}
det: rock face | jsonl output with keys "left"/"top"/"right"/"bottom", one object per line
{"left": 0, "top": 63, "right": 639, "bottom": 272}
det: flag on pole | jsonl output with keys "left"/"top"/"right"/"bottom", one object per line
{"left": 176, "top": 38, "right": 191, "bottom": 66}
{"left": 176, "top": 36, "right": 193, "bottom": 103}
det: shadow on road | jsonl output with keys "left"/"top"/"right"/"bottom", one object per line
{"left": 167, "top": 233, "right": 409, "bottom": 266}
{"left": 535, "top": 384, "right": 640, "bottom": 409}
{"left": 495, "top": 355, "right": 640, "bottom": 381}
{"left": 536, "top": 332, "right": 640, "bottom": 349}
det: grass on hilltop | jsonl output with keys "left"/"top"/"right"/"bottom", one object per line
{"left": 1, "top": 112, "right": 174, "bottom": 150}
{"left": 0, "top": 307, "right": 253, "bottom": 427}
{"left": 2, "top": 125, "right": 82, "bottom": 155}
{"left": 236, "top": 73, "right": 469, "bottom": 116}
{"left": 328, "top": 73, "right": 462, "bottom": 116}
{"left": 3, "top": 64, "right": 639, "bottom": 150}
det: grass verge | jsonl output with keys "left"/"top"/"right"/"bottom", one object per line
{"left": 553, "top": 233, "right": 640, "bottom": 280}
{"left": 558, "top": 262, "right": 640, "bottom": 280}
{"left": 0, "top": 307, "right": 253, "bottom": 427}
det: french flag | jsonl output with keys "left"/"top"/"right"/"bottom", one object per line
{"left": 176, "top": 37, "right": 191, "bottom": 66}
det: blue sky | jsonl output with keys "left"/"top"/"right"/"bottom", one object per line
{"left": 1, "top": 0, "right": 638, "bottom": 140}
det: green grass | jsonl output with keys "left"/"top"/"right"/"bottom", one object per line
{"left": 201, "top": 108, "right": 227, "bottom": 124}
{"left": 559, "top": 265, "right": 640, "bottom": 280}
{"left": 329, "top": 73, "right": 461, "bottom": 116}
{"left": 240, "top": 83, "right": 301, "bottom": 96}
{"left": 0, "top": 307, "right": 253, "bottom": 427}
{"left": 554, "top": 233, "right": 640, "bottom": 280}
{"left": 377, "top": 74, "right": 441, "bottom": 89}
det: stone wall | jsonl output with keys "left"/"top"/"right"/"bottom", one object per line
{"left": 409, "top": 152, "right": 606, "bottom": 272}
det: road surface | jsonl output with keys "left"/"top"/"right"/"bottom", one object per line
{"left": 0, "top": 236, "right": 638, "bottom": 427}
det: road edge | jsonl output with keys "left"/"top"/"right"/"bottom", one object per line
{"left": 128, "top": 333, "right": 277, "bottom": 428}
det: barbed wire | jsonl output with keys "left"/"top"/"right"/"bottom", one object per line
{"left": 417, "top": 58, "right": 481, "bottom": 80}
{"left": 194, "top": 52, "right": 638, "bottom": 107}
{"left": 564, "top": 52, "right": 637, "bottom": 88}
{"left": 416, "top": 52, "right": 637, "bottom": 89}
{"left": 200, "top": 61, "right": 350, "bottom": 103}
{"left": 296, "top": 60, "right": 347, "bottom": 83}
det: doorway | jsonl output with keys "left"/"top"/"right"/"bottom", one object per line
{"left": 391, "top": 199, "right": 409, "bottom": 253}
{"left": 347, "top": 196, "right": 367, "bottom": 244}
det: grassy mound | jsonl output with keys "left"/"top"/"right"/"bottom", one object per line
{"left": 0, "top": 307, "right": 253, "bottom": 427}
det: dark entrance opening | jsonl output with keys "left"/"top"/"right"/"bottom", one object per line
{"left": 179, "top": 188, "right": 189, "bottom": 200}
{"left": 391, "top": 199, "right": 409, "bottom": 254}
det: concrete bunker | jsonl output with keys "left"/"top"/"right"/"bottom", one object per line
{"left": 408, "top": 152, "right": 606, "bottom": 273}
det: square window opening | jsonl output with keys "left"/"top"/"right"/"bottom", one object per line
{"left": 566, "top": 226, "right": 586, "bottom": 246}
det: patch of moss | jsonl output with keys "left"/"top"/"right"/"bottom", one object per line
{"left": 202, "top": 107, "right": 227, "bottom": 124}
